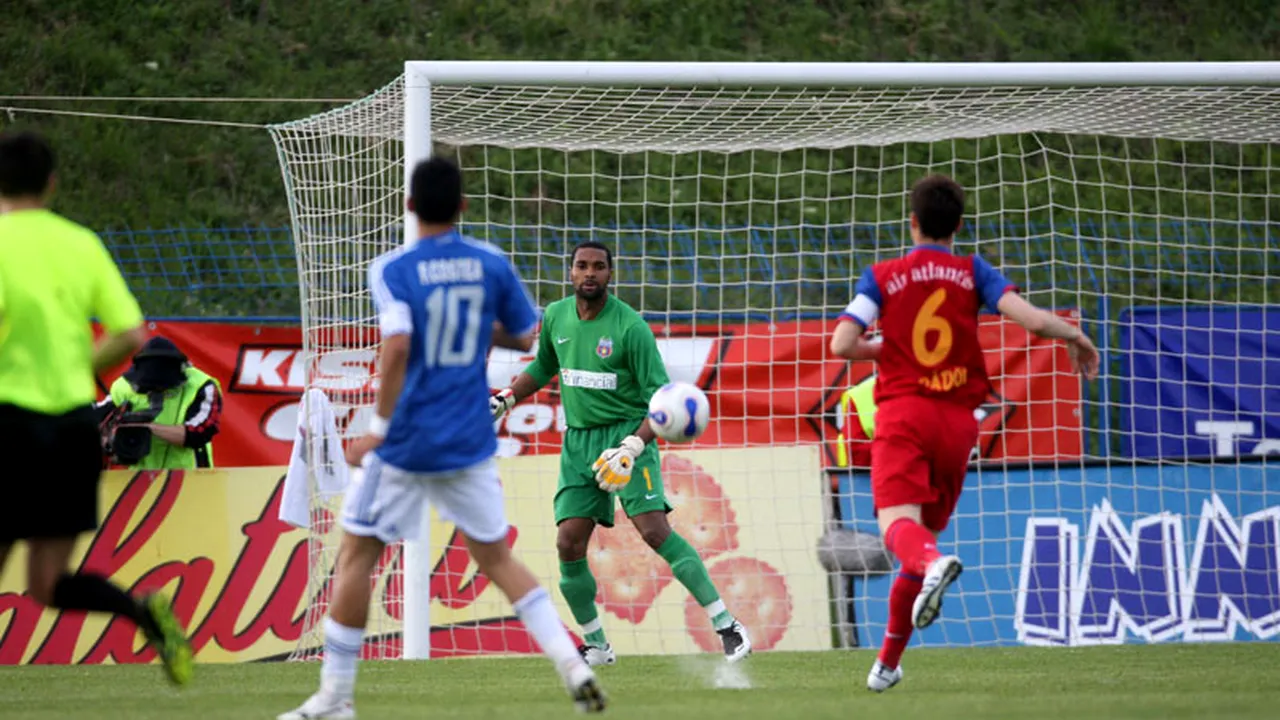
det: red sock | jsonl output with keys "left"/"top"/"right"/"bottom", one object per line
{"left": 883, "top": 517, "right": 941, "bottom": 576}
{"left": 878, "top": 571, "right": 923, "bottom": 669}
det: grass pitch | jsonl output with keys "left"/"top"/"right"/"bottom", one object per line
{"left": 2, "top": 644, "right": 1277, "bottom": 719}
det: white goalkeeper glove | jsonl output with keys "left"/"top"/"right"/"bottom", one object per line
{"left": 490, "top": 388, "right": 516, "bottom": 419}
{"left": 592, "top": 435, "right": 646, "bottom": 492}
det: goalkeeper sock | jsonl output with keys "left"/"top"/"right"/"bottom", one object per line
{"left": 514, "top": 587, "right": 581, "bottom": 671}
{"left": 559, "top": 558, "right": 606, "bottom": 646}
{"left": 883, "top": 517, "right": 941, "bottom": 577}
{"left": 878, "top": 571, "right": 923, "bottom": 670}
{"left": 657, "top": 532, "right": 733, "bottom": 630}
{"left": 321, "top": 617, "right": 363, "bottom": 698}
{"left": 51, "top": 573, "right": 156, "bottom": 636}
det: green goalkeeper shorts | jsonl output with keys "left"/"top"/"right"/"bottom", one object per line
{"left": 555, "top": 418, "right": 670, "bottom": 527}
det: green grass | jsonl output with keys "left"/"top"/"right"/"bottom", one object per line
{"left": 2, "top": 645, "right": 1278, "bottom": 719}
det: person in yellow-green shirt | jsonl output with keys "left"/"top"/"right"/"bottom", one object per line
{"left": 835, "top": 373, "right": 877, "bottom": 469}
{"left": 0, "top": 130, "right": 192, "bottom": 684}
{"left": 97, "top": 336, "right": 223, "bottom": 469}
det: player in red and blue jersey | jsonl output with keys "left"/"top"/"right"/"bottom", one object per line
{"left": 830, "top": 174, "right": 1099, "bottom": 693}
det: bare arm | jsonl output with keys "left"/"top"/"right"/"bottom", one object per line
{"left": 507, "top": 371, "right": 545, "bottom": 403}
{"left": 631, "top": 417, "right": 658, "bottom": 444}
{"left": 997, "top": 292, "right": 1100, "bottom": 379}
{"left": 492, "top": 320, "right": 535, "bottom": 353}
{"left": 132, "top": 382, "right": 219, "bottom": 449}
{"left": 374, "top": 334, "right": 412, "bottom": 421}
{"left": 92, "top": 326, "right": 146, "bottom": 374}
{"left": 345, "top": 334, "right": 411, "bottom": 465}
{"left": 996, "top": 293, "right": 1082, "bottom": 340}
{"left": 830, "top": 320, "right": 883, "bottom": 362}
{"left": 148, "top": 423, "right": 187, "bottom": 447}
{"left": 90, "top": 235, "right": 147, "bottom": 374}
{"left": 504, "top": 311, "right": 558, "bottom": 401}
{"left": 490, "top": 332, "right": 550, "bottom": 418}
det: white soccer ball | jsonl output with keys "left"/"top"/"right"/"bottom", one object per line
{"left": 646, "top": 382, "right": 711, "bottom": 443}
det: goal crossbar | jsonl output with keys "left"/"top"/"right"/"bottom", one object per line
{"left": 404, "top": 61, "right": 1280, "bottom": 88}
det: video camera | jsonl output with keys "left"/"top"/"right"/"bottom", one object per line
{"left": 99, "top": 392, "right": 165, "bottom": 466}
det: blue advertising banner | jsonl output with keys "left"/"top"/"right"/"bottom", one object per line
{"left": 835, "top": 459, "right": 1280, "bottom": 647}
{"left": 1119, "top": 306, "right": 1280, "bottom": 459}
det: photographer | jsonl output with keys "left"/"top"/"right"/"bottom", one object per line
{"left": 97, "top": 336, "right": 222, "bottom": 469}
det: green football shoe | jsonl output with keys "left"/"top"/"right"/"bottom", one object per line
{"left": 139, "top": 593, "right": 194, "bottom": 687}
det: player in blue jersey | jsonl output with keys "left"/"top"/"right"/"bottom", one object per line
{"left": 280, "top": 157, "right": 605, "bottom": 719}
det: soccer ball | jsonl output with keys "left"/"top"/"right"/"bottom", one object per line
{"left": 646, "top": 382, "right": 711, "bottom": 443}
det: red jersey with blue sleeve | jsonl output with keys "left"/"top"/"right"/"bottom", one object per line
{"left": 839, "top": 245, "right": 1016, "bottom": 411}
{"left": 369, "top": 229, "right": 538, "bottom": 473}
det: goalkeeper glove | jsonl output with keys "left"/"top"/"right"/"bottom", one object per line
{"left": 592, "top": 435, "right": 646, "bottom": 492}
{"left": 490, "top": 388, "right": 516, "bottom": 419}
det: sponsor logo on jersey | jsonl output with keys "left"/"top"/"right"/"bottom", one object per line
{"left": 596, "top": 336, "right": 613, "bottom": 359}
{"left": 560, "top": 369, "right": 618, "bottom": 390}
{"left": 485, "top": 336, "right": 716, "bottom": 391}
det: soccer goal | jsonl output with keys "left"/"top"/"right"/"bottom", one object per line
{"left": 268, "top": 61, "right": 1280, "bottom": 660}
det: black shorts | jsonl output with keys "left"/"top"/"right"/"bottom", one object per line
{"left": 0, "top": 404, "right": 103, "bottom": 543}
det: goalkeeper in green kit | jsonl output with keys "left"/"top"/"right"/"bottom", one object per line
{"left": 491, "top": 241, "right": 751, "bottom": 666}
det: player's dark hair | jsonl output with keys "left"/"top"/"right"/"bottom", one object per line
{"left": 409, "top": 156, "right": 464, "bottom": 223}
{"left": 0, "top": 130, "right": 56, "bottom": 198}
{"left": 571, "top": 241, "right": 612, "bottom": 269}
{"left": 910, "top": 174, "right": 965, "bottom": 241}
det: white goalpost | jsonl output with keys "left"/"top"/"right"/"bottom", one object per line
{"left": 269, "top": 61, "right": 1280, "bottom": 661}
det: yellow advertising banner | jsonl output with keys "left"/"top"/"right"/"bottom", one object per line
{"left": 0, "top": 446, "right": 828, "bottom": 664}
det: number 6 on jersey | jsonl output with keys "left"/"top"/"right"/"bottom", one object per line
{"left": 912, "top": 288, "right": 953, "bottom": 368}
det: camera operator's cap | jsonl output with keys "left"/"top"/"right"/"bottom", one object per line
{"left": 134, "top": 336, "right": 188, "bottom": 363}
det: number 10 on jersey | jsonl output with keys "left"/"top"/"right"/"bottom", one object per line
{"left": 423, "top": 284, "right": 484, "bottom": 368}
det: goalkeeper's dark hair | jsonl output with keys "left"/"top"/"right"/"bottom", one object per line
{"left": 910, "top": 174, "right": 965, "bottom": 241}
{"left": 410, "top": 156, "right": 464, "bottom": 223}
{"left": 0, "top": 130, "right": 56, "bottom": 198}
{"left": 571, "top": 240, "right": 613, "bottom": 269}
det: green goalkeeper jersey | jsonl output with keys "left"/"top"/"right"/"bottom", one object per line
{"left": 524, "top": 293, "right": 669, "bottom": 430}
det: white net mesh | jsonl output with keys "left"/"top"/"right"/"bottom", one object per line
{"left": 269, "top": 71, "right": 1280, "bottom": 659}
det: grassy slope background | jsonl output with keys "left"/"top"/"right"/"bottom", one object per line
{"left": 1, "top": 0, "right": 1276, "bottom": 230}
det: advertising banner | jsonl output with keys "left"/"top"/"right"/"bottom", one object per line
{"left": 1119, "top": 306, "right": 1280, "bottom": 459}
{"left": 97, "top": 316, "right": 1082, "bottom": 469}
{"left": 833, "top": 459, "right": 1280, "bottom": 647}
{"left": 0, "top": 446, "right": 828, "bottom": 664}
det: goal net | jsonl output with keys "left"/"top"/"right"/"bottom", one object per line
{"left": 268, "top": 62, "right": 1280, "bottom": 659}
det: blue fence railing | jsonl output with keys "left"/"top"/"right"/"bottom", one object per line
{"left": 102, "top": 219, "right": 1279, "bottom": 323}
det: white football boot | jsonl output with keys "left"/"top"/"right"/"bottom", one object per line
{"left": 562, "top": 659, "right": 607, "bottom": 713}
{"left": 866, "top": 660, "right": 903, "bottom": 692}
{"left": 277, "top": 691, "right": 356, "bottom": 720}
{"left": 913, "top": 555, "right": 964, "bottom": 630}
{"left": 718, "top": 619, "right": 752, "bottom": 663}
{"left": 578, "top": 642, "right": 617, "bottom": 667}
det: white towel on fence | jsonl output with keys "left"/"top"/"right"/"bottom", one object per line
{"left": 279, "top": 388, "right": 351, "bottom": 529}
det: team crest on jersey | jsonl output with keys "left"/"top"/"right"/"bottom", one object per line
{"left": 596, "top": 336, "right": 614, "bottom": 359}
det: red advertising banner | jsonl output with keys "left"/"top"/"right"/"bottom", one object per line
{"left": 96, "top": 315, "right": 1082, "bottom": 469}
{"left": 0, "top": 446, "right": 832, "bottom": 664}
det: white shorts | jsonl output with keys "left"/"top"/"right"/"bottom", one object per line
{"left": 341, "top": 454, "right": 509, "bottom": 544}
